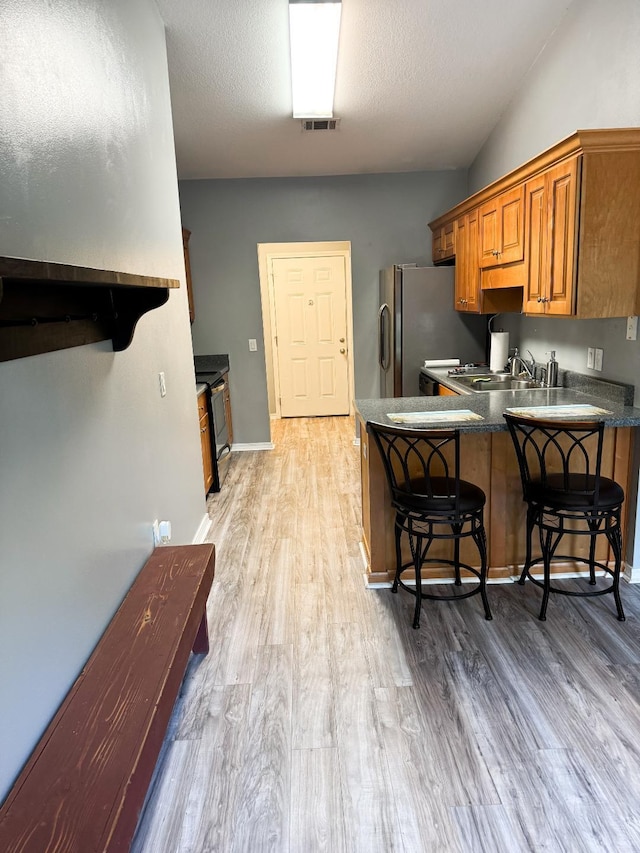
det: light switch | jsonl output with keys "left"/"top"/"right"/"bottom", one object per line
{"left": 248, "top": 339, "right": 257, "bottom": 351}
{"left": 587, "top": 348, "right": 595, "bottom": 369}
{"left": 158, "top": 371, "right": 167, "bottom": 397}
{"left": 594, "top": 348, "right": 604, "bottom": 371}
{"left": 627, "top": 316, "right": 638, "bottom": 340}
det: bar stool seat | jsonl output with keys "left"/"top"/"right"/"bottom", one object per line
{"left": 504, "top": 414, "right": 625, "bottom": 622}
{"left": 366, "top": 421, "right": 492, "bottom": 629}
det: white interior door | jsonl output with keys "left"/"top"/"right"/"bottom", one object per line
{"left": 272, "top": 255, "right": 350, "bottom": 417}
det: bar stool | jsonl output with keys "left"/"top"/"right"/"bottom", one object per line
{"left": 366, "top": 421, "right": 492, "bottom": 629}
{"left": 503, "top": 414, "right": 625, "bottom": 621}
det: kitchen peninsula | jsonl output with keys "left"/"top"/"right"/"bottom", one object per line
{"left": 356, "top": 387, "right": 640, "bottom": 587}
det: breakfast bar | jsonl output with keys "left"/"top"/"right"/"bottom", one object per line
{"left": 356, "top": 387, "right": 640, "bottom": 586}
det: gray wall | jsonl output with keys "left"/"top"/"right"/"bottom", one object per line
{"left": 0, "top": 0, "right": 205, "bottom": 799}
{"left": 180, "top": 170, "right": 468, "bottom": 443}
{"left": 469, "top": 0, "right": 640, "bottom": 399}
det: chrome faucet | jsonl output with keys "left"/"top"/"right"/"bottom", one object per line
{"left": 508, "top": 348, "right": 536, "bottom": 379}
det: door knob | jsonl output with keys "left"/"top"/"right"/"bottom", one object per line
{"left": 340, "top": 348, "right": 346, "bottom": 354}
{"left": 339, "top": 337, "right": 345, "bottom": 342}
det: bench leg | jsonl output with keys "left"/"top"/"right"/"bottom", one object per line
{"left": 192, "top": 611, "right": 210, "bottom": 655}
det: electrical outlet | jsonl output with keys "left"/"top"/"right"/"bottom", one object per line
{"left": 158, "top": 371, "right": 167, "bottom": 397}
{"left": 587, "top": 347, "right": 595, "bottom": 369}
{"left": 594, "top": 348, "right": 604, "bottom": 371}
{"left": 627, "top": 316, "right": 638, "bottom": 340}
{"left": 248, "top": 338, "right": 257, "bottom": 352}
{"left": 152, "top": 519, "right": 171, "bottom": 546}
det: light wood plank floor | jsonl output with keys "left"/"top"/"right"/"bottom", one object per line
{"left": 133, "top": 416, "right": 640, "bottom": 852}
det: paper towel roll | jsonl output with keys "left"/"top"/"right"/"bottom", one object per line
{"left": 489, "top": 331, "right": 509, "bottom": 372}
{"left": 423, "top": 358, "right": 460, "bottom": 368}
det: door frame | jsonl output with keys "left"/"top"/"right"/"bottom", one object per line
{"left": 257, "top": 241, "right": 355, "bottom": 421}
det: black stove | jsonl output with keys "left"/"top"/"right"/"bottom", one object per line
{"left": 447, "top": 364, "right": 489, "bottom": 376}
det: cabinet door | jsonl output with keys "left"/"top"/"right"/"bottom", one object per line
{"left": 442, "top": 221, "right": 455, "bottom": 258}
{"left": 499, "top": 185, "right": 525, "bottom": 264}
{"left": 200, "top": 412, "right": 214, "bottom": 493}
{"left": 478, "top": 203, "right": 499, "bottom": 268}
{"left": 524, "top": 173, "right": 548, "bottom": 313}
{"left": 479, "top": 185, "right": 525, "bottom": 268}
{"left": 524, "top": 157, "right": 578, "bottom": 317}
{"left": 545, "top": 157, "right": 579, "bottom": 316}
{"left": 432, "top": 222, "right": 455, "bottom": 264}
{"left": 454, "top": 211, "right": 482, "bottom": 313}
{"left": 454, "top": 215, "right": 468, "bottom": 309}
{"left": 465, "top": 209, "right": 482, "bottom": 312}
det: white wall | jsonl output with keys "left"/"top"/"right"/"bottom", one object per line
{"left": 0, "top": 0, "right": 205, "bottom": 800}
{"left": 469, "top": 0, "right": 640, "bottom": 397}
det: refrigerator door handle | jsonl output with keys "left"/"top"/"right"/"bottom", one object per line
{"left": 378, "top": 303, "right": 390, "bottom": 370}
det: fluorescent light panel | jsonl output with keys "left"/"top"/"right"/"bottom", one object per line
{"left": 289, "top": 0, "right": 342, "bottom": 118}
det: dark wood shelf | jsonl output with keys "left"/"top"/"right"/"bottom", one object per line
{"left": 0, "top": 256, "right": 180, "bottom": 362}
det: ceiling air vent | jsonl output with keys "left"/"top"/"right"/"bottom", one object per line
{"left": 301, "top": 118, "right": 340, "bottom": 132}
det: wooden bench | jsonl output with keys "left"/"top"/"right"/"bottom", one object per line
{"left": 0, "top": 543, "right": 215, "bottom": 853}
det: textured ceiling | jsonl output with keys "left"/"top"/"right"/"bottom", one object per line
{"left": 155, "top": 0, "right": 574, "bottom": 179}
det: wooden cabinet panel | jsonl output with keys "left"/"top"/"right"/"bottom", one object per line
{"left": 524, "top": 174, "right": 547, "bottom": 313}
{"left": 437, "top": 385, "right": 458, "bottom": 396}
{"left": 547, "top": 160, "right": 578, "bottom": 315}
{"left": 198, "top": 391, "right": 214, "bottom": 494}
{"left": 524, "top": 157, "right": 578, "bottom": 316}
{"left": 432, "top": 221, "right": 455, "bottom": 264}
{"left": 454, "top": 211, "right": 482, "bottom": 313}
{"left": 479, "top": 185, "right": 525, "bottom": 268}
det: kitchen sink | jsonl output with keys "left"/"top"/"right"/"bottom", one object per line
{"left": 452, "top": 373, "right": 546, "bottom": 392}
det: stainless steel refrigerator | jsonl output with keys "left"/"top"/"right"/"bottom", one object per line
{"left": 379, "top": 265, "right": 487, "bottom": 397}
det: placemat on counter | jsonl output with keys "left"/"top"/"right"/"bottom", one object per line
{"left": 505, "top": 403, "right": 612, "bottom": 418}
{"left": 387, "top": 410, "right": 484, "bottom": 424}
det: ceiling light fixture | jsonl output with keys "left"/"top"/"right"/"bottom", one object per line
{"left": 288, "top": 0, "right": 342, "bottom": 119}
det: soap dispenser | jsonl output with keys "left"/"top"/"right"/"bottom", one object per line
{"left": 545, "top": 351, "right": 558, "bottom": 387}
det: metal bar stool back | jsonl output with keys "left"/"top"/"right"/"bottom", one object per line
{"left": 503, "top": 414, "right": 625, "bottom": 621}
{"left": 366, "top": 421, "right": 492, "bottom": 628}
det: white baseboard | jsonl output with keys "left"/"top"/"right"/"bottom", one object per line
{"left": 231, "top": 442, "right": 274, "bottom": 452}
{"left": 353, "top": 437, "right": 360, "bottom": 447}
{"left": 192, "top": 513, "right": 212, "bottom": 544}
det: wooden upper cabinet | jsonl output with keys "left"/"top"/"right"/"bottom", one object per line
{"left": 430, "top": 129, "right": 640, "bottom": 319}
{"left": 432, "top": 220, "right": 455, "bottom": 264}
{"left": 524, "top": 157, "right": 579, "bottom": 315}
{"left": 478, "top": 185, "right": 525, "bottom": 268}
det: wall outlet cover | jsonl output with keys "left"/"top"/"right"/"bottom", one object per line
{"left": 587, "top": 347, "right": 595, "bottom": 369}
{"left": 594, "top": 348, "right": 604, "bottom": 371}
{"left": 627, "top": 316, "right": 638, "bottom": 341}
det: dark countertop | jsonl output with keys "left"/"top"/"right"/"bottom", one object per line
{"left": 194, "top": 353, "right": 229, "bottom": 388}
{"left": 421, "top": 365, "right": 635, "bottom": 406}
{"left": 356, "top": 388, "right": 640, "bottom": 433}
